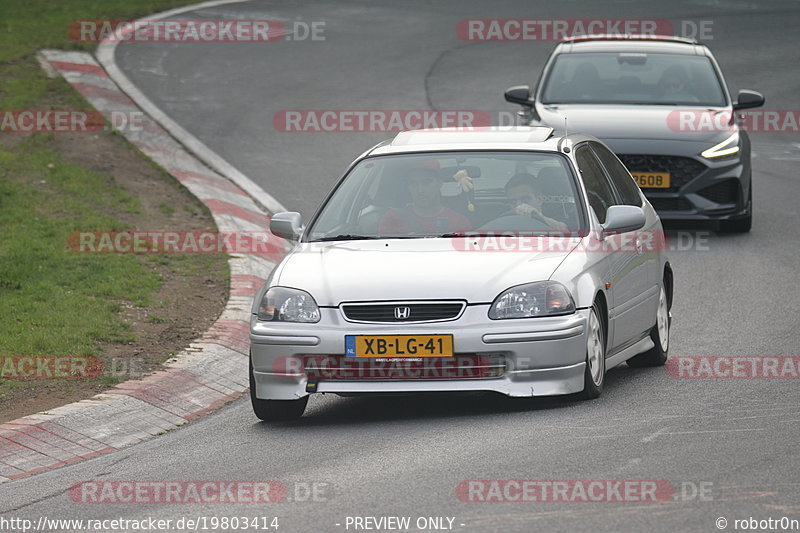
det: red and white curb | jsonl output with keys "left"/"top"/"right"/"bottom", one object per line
{"left": 0, "top": 50, "right": 290, "bottom": 483}
{"left": 93, "top": 0, "right": 286, "bottom": 215}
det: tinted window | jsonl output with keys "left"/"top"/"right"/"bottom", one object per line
{"left": 590, "top": 142, "right": 643, "bottom": 207}
{"left": 541, "top": 52, "right": 726, "bottom": 106}
{"left": 575, "top": 145, "right": 617, "bottom": 223}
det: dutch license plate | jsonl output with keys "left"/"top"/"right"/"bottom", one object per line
{"left": 345, "top": 335, "right": 454, "bottom": 357}
{"left": 632, "top": 172, "right": 671, "bottom": 188}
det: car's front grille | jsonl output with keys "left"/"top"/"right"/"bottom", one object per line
{"left": 698, "top": 179, "right": 739, "bottom": 204}
{"left": 341, "top": 301, "right": 465, "bottom": 323}
{"left": 617, "top": 154, "right": 707, "bottom": 191}
{"left": 648, "top": 197, "right": 694, "bottom": 212}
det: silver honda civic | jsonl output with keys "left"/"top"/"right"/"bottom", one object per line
{"left": 249, "top": 126, "right": 673, "bottom": 420}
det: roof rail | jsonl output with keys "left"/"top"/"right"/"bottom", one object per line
{"left": 562, "top": 34, "right": 698, "bottom": 45}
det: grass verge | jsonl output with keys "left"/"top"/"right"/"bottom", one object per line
{"left": 0, "top": 0, "right": 231, "bottom": 420}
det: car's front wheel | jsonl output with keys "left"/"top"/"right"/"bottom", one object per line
{"left": 249, "top": 356, "right": 308, "bottom": 421}
{"left": 577, "top": 302, "right": 605, "bottom": 400}
{"left": 627, "top": 285, "right": 670, "bottom": 368}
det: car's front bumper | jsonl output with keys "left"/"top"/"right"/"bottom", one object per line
{"left": 643, "top": 158, "right": 749, "bottom": 222}
{"left": 250, "top": 307, "right": 589, "bottom": 400}
{"left": 609, "top": 140, "right": 751, "bottom": 222}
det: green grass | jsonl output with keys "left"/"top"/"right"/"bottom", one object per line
{"left": 0, "top": 0, "right": 200, "bottom": 62}
{"left": 146, "top": 314, "right": 169, "bottom": 324}
{"left": 0, "top": 0, "right": 227, "bottom": 409}
{"left": 102, "top": 375, "right": 121, "bottom": 387}
{"left": 0, "top": 0, "right": 200, "bottom": 109}
{"left": 0, "top": 137, "right": 161, "bottom": 356}
{"left": 158, "top": 202, "right": 176, "bottom": 216}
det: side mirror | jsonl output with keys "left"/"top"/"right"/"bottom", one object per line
{"left": 602, "top": 205, "right": 646, "bottom": 234}
{"left": 504, "top": 85, "right": 534, "bottom": 107}
{"left": 732, "top": 89, "right": 765, "bottom": 111}
{"left": 269, "top": 211, "right": 302, "bottom": 241}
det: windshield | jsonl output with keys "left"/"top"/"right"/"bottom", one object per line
{"left": 305, "top": 151, "right": 585, "bottom": 241}
{"left": 541, "top": 52, "right": 727, "bottom": 106}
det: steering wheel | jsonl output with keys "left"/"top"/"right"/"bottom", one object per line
{"left": 497, "top": 208, "right": 552, "bottom": 226}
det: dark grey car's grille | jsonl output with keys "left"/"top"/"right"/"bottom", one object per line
{"left": 698, "top": 179, "right": 739, "bottom": 204}
{"left": 618, "top": 155, "right": 707, "bottom": 191}
{"left": 341, "top": 302, "right": 465, "bottom": 323}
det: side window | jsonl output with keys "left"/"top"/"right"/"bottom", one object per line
{"left": 590, "top": 142, "right": 643, "bottom": 207}
{"left": 575, "top": 145, "right": 617, "bottom": 223}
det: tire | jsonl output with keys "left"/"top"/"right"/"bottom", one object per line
{"left": 577, "top": 302, "right": 606, "bottom": 400}
{"left": 627, "top": 285, "right": 670, "bottom": 368}
{"left": 719, "top": 185, "right": 752, "bottom": 233}
{"left": 249, "top": 356, "right": 308, "bottom": 421}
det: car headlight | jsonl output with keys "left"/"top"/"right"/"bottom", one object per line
{"left": 257, "top": 287, "right": 320, "bottom": 322}
{"left": 489, "top": 281, "right": 575, "bottom": 319}
{"left": 701, "top": 132, "right": 740, "bottom": 159}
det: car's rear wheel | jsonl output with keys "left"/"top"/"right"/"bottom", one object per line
{"left": 249, "top": 356, "right": 308, "bottom": 421}
{"left": 627, "top": 285, "right": 670, "bottom": 368}
{"left": 719, "top": 184, "right": 752, "bottom": 233}
{"left": 577, "top": 302, "right": 605, "bottom": 400}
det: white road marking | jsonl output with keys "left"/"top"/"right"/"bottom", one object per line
{"left": 95, "top": 0, "right": 288, "bottom": 215}
{"left": 620, "top": 457, "right": 642, "bottom": 471}
{"left": 642, "top": 426, "right": 670, "bottom": 443}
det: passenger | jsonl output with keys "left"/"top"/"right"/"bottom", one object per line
{"left": 378, "top": 166, "right": 472, "bottom": 235}
{"left": 505, "top": 173, "right": 568, "bottom": 231}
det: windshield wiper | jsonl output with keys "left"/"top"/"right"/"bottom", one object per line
{"left": 311, "top": 234, "right": 380, "bottom": 242}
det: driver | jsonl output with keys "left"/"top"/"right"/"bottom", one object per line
{"left": 659, "top": 65, "right": 698, "bottom": 102}
{"left": 505, "top": 173, "right": 568, "bottom": 231}
{"left": 378, "top": 166, "right": 472, "bottom": 235}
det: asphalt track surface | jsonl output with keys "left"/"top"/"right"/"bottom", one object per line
{"left": 3, "top": 1, "right": 800, "bottom": 532}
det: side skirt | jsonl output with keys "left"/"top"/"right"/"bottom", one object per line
{"left": 605, "top": 335, "right": 655, "bottom": 370}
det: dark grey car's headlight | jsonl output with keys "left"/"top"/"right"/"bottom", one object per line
{"left": 701, "top": 132, "right": 740, "bottom": 159}
{"left": 489, "top": 281, "right": 575, "bottom": 319}
{"left": 257, "top": 287, "right": 320, "bottom": 322}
